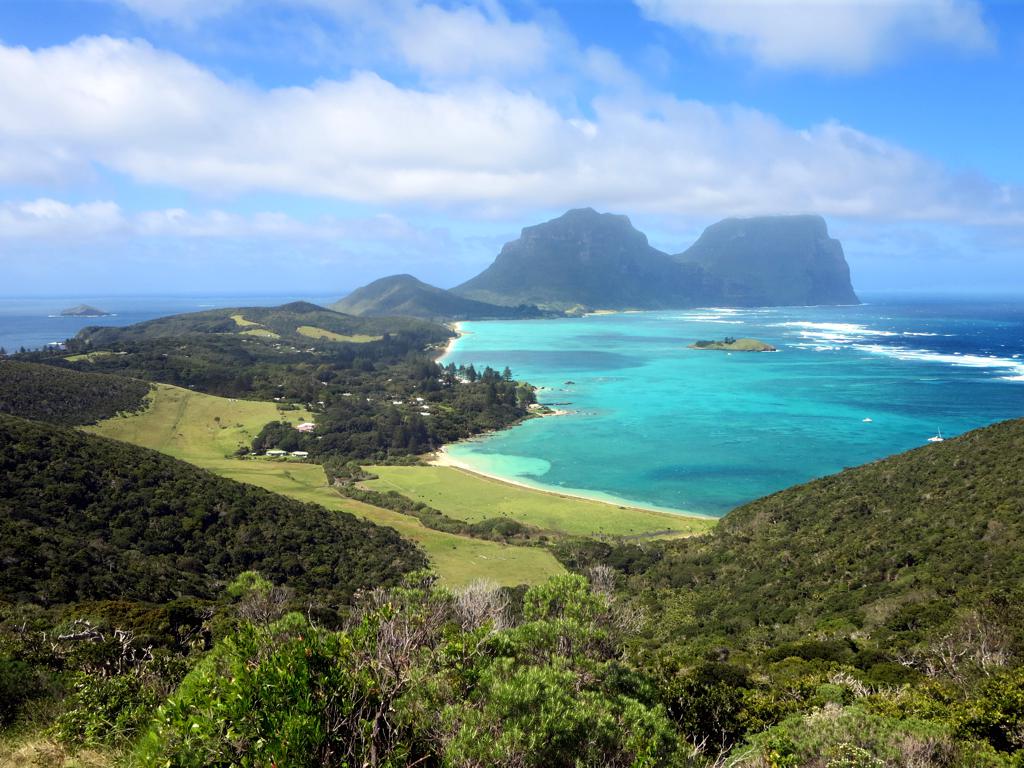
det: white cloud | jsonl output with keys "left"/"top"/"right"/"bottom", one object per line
{"left": 388, "top": 3, "right": 552, "bottom": 77}
{"left": 0, "top": 199, "right": 125, "bottom": 238}
{"left": 635, "top": 0, "right": 993, "bottom": 72}
{"left": 0, "top": 197, "right": 455, "bottom": 249}
{"left": 0, "top": 36, "right": 1020, "bottom": 227}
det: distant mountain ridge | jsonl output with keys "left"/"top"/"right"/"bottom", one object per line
{"left": 454, "top": 208, "right": 858, "bottom": 310}
{"left": 337, "top": 208, "right": 858, "bottom": 318}
{"left": 330, "top": 274, "right": 549, "bottom": 321}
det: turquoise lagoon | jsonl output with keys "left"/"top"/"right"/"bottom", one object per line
{"left": 442, "top": 296, "right": 1024, "bottom": 517}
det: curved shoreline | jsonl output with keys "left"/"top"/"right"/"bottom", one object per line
{"left": 433, "top": 317, "right": 713, "bottom": 521}
{"left": 429, "top": 445, "right": 716, "bottom": 522}
{"left": 436, "top": 321, "right": 467, "bottom": 362}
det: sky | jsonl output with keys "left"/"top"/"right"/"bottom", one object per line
{"left": 0, "top": 0, "right": 1022, "bottom": 298}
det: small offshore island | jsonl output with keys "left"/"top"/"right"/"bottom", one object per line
{"left": 59, "top": 304, "right": 111, "bottom": 317}
{"left": 689, "top": 336, "right": 777, "bottom": 352}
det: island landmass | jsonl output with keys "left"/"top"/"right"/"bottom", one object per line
{"left": 59, "top": 304, "right": 111, "bottom": 317}
{"left": 689, "top": 336, "right": 777, "bottom": 352}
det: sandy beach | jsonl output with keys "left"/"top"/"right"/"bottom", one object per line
{"left": 428, "top": 445, "right": 714, "bottom": 521}
{"left": 436, "top": 321, "right": 466, "bottom": 361}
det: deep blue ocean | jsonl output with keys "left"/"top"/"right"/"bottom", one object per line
{"left": 443, "top": 295, "right": 1024, "bottom": 517}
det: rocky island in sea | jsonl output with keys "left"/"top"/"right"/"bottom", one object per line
{"left": 689, "top": 337, "right": 777, "bottom": 352}
{"left": 60, "top": 304, "right": 111, "bottom": 317}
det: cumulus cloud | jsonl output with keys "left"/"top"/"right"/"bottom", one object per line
{"left": 635, "top": 0, "right": 994, "bottom": 72}
{"left": 0, "top": 35, "right": 1020, "bottom": 226}
{"left": 386, "top": 3, "right": 553, "bottom": 77}
{"left": 0, "top": 197, "right": 452, "bottom": 249}
{"left": 0, "top": 199, "right": 125, "bottom": 238}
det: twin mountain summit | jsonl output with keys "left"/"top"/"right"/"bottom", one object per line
{"left": 335, "top": 207, "right": 858, "bottom": 320}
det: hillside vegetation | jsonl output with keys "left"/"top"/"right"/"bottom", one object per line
{"left": 87, "top": 383, "right": 566, "bottom": 587}
{"left": 640, "top": 417, "right": 1024, "bottom": 656}
{"left": 332, "top": 273, "right": 550, "bottom": 321}
{"left": 0, "top": 413, "right": 425, "bottom": 606}
{"left": 0, "top": 360, "right": 149, "bottom": 425}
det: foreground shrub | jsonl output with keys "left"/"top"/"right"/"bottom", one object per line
{"left": 729, "top": 703, "right": 1006, "bottom": 768}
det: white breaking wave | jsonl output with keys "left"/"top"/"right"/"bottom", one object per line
{"left": 679, "top": 314, "right": 744, "bottom": 324}
{"left": 854, "top": 344, "right": 1024, "bottom": 381}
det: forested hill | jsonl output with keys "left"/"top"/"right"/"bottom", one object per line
{"left": 0, "top": 360, "right": 150, "bottom": 425}
{"left": 0, "top": 414, "right": 425, "bottom": 606}
{"left": 20, "top": 302, "right": 452, "bottom": 400}
{"left": 332, "top": 274, "right": 550, "bottom": 321}
{"left": 75, "top": 301, "right": 447, "bottom": 347}
{"left": 640, "top": 416, "right": 1024, "bottom": 654}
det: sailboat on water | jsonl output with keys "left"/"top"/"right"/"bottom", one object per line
{"left": 927, "top": 428, "right": 945, "bottom": 443}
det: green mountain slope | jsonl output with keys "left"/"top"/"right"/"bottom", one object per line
{"left": 332, "top": 274, "right": 548, "bottom": 320}
{"left": 0, "top": 360, "right": 150, "bottom": 425}
{"left": 0, "top": 414, "right": 426, "bottom": 606}
{"left": 675, "top": 215, "right": 859, "bottom": 306}
{"left": 641, "top": 417, "right": 1024, "bottom": 653}
{"left": 451, "top": 208, "right": 857, "bottom": 310}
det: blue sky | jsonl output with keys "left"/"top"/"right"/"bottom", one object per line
{"left": 0, "top": 0, "right": 1021, "bottom": 297}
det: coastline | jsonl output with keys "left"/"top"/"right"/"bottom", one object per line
{"left": 428, "top": 444, "right": 716, "bottom": 521}
{"left": 436, "top": 321, "right": 467, "bottom": 361}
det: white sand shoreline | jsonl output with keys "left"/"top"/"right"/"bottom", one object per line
{"left": 428, "top": 445, "right": 715, "bottom": 521}
{"left": 436, "top": 321, "right": 467, "bottom": 361}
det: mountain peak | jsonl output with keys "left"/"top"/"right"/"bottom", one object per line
{"left": 331, "top": 274, "right": 547, "bottom": 321}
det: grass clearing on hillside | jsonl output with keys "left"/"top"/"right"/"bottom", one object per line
{"left": 363, "top": 465, "right": 715, "bottom": 539}
{"left": 240, "top": 328, "right": 281, "bottom": 339}
{"left": 230, "top": 313, "right": 259, "bottom": 327}
{"left": 63, "top": 351, "right": 117, "bottom": 363}
{"left": 87, "top": 385, "right": 564, "bottom": 586}
{"left": 296, "top": 325, "right": 383, "bottom": 343}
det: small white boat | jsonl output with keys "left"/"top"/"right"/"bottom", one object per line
{"left": 927, "top": 428, "right": 944, "bottom": 443}
{"left": 862, "top": 417, "right": 873, "bottom": 423}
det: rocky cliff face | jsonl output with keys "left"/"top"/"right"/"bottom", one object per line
{"left": 452, "top": 208, "right": 709, "bottom": 310}
{"left": 675, "top": 215, "right": 859, "bottom": 306}
{"left": 401, "top": 208, "right": 859, "bottom": 312}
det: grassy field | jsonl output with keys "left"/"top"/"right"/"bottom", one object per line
{"left": 363, "top": 465, "right": 715, "bottom": 539}
{"left": 240, "top": 328, "right": 280, "bottom": 339}
{"left": 296, "top": 325, "right": 382, "bottom": 343}
{"left": 87, "top": 385, "right": 564, "bottom": 586}
{"left": 63, "top": 351, "right": 117, "bottom": 363}
{"left": 230, "top": 313, "right": 259, "bottom": 327}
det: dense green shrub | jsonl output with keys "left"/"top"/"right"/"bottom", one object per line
{"left": 0, "top": 360, "right": 149, "bottom": 425}
{"left": 0, "top": 414, "right": 425, "bottom": 606}
{"left": 135, "top": 574, "right": 697, "bottom": 767}
{"left": 52, "top": 672, "right": 161, "bottom": 747}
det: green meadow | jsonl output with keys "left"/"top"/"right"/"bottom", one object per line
{"left": 362, "top": 464, "right": 715, "bottom": 538}
{"left": 296, "top": 325, "right": 383, "bottom": 343}
{"left": 86, "top": 384, "right": 564, "bottom": 587}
